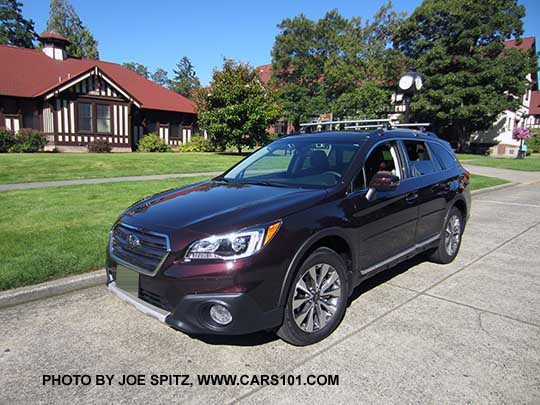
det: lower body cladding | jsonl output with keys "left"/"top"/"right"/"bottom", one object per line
{"left": 105, "top": 265, "right": 284, "bottom": 335}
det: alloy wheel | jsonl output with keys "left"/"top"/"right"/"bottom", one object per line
{"left": 292, "top": 263, "right": 342, "bottom": 333}
{"left": 444, "top": 214, "right": 461, "bottom": 257}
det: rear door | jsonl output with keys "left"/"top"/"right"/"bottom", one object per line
{"left": 344, "top": 140, "right": 419, "bottom": 272}
{"left": 400, "top": 139, "right": 448, "bottom": 244}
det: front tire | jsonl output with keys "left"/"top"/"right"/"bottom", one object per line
{"left": 429, "top": 207, "right": 464, "bottom": 264}
{"left": 277, "top": 247, "right": 349, "bottom": 346}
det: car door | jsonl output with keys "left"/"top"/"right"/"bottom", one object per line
{"left": 344, "top": 140, "right": 420, "bottom": 273}
{"left": 400, "top": 139, "right": 449, "bottom": 245}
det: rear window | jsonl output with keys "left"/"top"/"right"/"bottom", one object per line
{"left": 430, "top": 143, "right": 458, "bottom": 170}
{"left": 403, "top": 140, "right": 436, "bottom": 176}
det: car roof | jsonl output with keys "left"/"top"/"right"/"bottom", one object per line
{"left": 279, "top": 129, "right": 443, "bottom": 144}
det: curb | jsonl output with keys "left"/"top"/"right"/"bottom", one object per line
{"left": 471, "top": 181, "right": 519, "bottom": 196}
{"left": 0, "top": 269, "right": 106, "bottom": 309}
{"left": 0, "top": 181, "right": 523, "bottom": 310}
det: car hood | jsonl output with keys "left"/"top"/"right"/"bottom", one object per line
{"left": 120, "top": 180, "right": 327, "bottom": 235}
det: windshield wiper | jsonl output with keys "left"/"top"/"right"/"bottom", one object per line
{"left": 241, "top": 180, "right": 289, "bottom": 188}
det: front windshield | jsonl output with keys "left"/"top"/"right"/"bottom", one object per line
{"left": 223, "top": 139, "right": 362, "bottom": 188}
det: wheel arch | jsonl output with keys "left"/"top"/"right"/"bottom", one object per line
{"left": 277, "top": 228, "right": 355, "bottom": 307}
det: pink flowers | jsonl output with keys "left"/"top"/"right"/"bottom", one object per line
{"left": 512, "top": 127, "right": 531, "bottom": 140}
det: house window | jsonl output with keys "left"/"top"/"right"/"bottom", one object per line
{"left": 96, "top": 104, "right": 111, "bottom": 133}
{"left": 77, "top": 102, "right": 92, "bottom": 132}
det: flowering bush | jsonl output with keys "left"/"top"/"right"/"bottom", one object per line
{"left": 512, "top": 127, "right": 531, "bottom": 140}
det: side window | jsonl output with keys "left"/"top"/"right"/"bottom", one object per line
{"left": 403, "top": 140, "right": 436, "bottom": 176}
{"left": 430, "top": 143, "right": 458, "bottom": 170}
{"left": 353, "top": 142, "right": 401, "bottom": 190}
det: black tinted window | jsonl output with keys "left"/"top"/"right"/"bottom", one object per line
{"left": 403, "top": 140, "right": 436, "bottom": 176}
{"left": 430, "top": 143, "right": 457, "bottom": 170}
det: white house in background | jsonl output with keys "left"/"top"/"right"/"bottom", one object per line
{"left": 469, "top": 37, "right": 540, "bottom": 156}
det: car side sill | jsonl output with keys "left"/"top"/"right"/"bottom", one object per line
{"left": 108, "top": 281, "right": 170, "bottom": 323}
{"left": 361, "top": 234, "right": 440, "bottom": 275}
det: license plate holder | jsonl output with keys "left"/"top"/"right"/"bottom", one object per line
{"left": 115, "top": 265, "right": 139, "bottom": 297}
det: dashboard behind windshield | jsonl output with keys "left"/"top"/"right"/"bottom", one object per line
{"left": 223, "top": 139, "right": 363, "bottom": 188}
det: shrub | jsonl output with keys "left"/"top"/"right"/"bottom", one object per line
{"left": 8, "top": 129, "right": 47, "bottom": 153}
{"left": 526, "top": 128, "right": 540, "bottom": 153}
{"left": 137, "top": 133, "right": 172, "bottom": 152}
{"left": 87, "top": 138, "right": 112, "bottom": 153}
{"left": 0, "top": 128, "right": 16, "bottom": 152}
{"left": 266, "top": 132, "right": 279, "bottom": 144}
{"left": 178, "top": 136, "right": 215, "bottom": 152}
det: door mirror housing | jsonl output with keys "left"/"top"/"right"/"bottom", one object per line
{"left": 368, "top": 173, "right": 400, "bottom": 192}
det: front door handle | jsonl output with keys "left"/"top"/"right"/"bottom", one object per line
{"left": 406, "top": 192, "right": 419, "bottom": 203}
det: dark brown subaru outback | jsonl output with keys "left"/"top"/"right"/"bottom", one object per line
{"left": 106, "top": 129, "right": 470, "bottom": 345}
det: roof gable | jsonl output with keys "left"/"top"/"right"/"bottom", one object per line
{"left": 0, "top": 45, "right": 196, "bottom": 114}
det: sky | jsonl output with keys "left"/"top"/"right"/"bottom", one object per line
{"left": 22, "top": 0, "right": 540, "bottom": 85}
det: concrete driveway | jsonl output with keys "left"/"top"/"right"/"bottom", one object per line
{"left": 1, "top": 184, "right": 539, "bottom": 404}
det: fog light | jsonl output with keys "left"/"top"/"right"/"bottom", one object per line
{"left": 209, "top": 304, "right": 232, "bottom": 325}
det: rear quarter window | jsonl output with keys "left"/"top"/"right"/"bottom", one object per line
{"left": 430, "top": 143, "right": 458, "bottom": 170}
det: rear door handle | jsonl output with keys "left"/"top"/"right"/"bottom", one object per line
{"left": 406, "top": 192, "right": 419, "bottom": 203}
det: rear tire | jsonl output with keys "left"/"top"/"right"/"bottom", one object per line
{"left": 277, "top": 247, "right": 349, "bottom": 346}
{"left": 429, "top": 207, "right": 464, "bottom": 264}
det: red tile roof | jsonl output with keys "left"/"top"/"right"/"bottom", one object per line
{"left": 530, "top": 90, "right": 540, "bottom": 115}
{"left": 39, "top": 31, "right": 70, "bottom": 44}
{"left": 256, "top": 64, "right": 272, "bottom": 85}
{"left": 0, "top": 45, "right": 196, "bottom": 114}
{"left": 504, "top": 36, "right": 535, "bottom": 51}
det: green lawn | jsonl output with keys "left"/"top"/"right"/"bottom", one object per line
{"left": 0, "top": 176, "right": 208, "bottom": 291}
{"left": 0, "top": 152, "right": 244, "bottom": 184}
{"left": 462, "top": 154, "right": 540, "bottom": 172}
{"left": 470, "top": 174, "right": 510, "bottom": 190}
{"left": 0, "top": 171, "right": 509, "bottom": 291}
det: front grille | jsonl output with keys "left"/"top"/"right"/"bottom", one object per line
{"left": 139, "top": 287, "right": 170, "bottom": 311}
{"left": 110, "top": 223, "right": 170, "bottom": 274}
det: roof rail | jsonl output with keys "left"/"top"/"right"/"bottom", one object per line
{"left": 300, "top": 118, "right": 392, "bottom": 129}
{"left": 300, "top": 118, "right": 432, "bottom": 132}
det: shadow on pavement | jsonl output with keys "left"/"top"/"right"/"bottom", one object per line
{"left": 189, "top": 254, "right": 430, "bottom": 347}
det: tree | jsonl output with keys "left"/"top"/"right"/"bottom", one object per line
{"left": 394, "top": 0, "right": 535, "bottom": 143}
{"left": 46, "top": 0, "right": 99, "bottom": 59}
{"left": 0, "top": 0, "right": 37, "bottom": 48}
{"left": 170, "top": 56, "right": 201, "bottom": 97}
{"left": 151, "top": 68, "right": 169, "bottom": 87}
{"left": 271, "top": 4, "right": 405, "bottom": 130}
{"left": 122, "top": 62, "right": 149, "bottom": 79}
{"left": 197, "top": 59, "right": 282, "bottom": 153}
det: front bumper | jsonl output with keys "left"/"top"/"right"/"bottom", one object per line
{"left": 107, "top": 272, "right": 283, "bottom": 335}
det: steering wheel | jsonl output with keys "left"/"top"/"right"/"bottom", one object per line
{"left": 323, "top": 171, "right": 342, "bottom": 180}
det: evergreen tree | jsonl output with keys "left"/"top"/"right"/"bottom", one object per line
{"left": 271, "top": 4, "right": 405, "bottom": 130}
{"left": 46, "top": 0, "right": 99, "bottom": 59}
{"left": 122, "top": 62, "right": 149, "bottom": 78}
{"left": 170, "top": 56, "right": 201, "bottom": 97}
{"left": 395, "top": 0, "right": 535, "bottom": 143}
{"left": 151, "top": 68, "right": 169, "bottom": 87}
{"left": 0, "top": 0, "right": 37, "bottom": 48}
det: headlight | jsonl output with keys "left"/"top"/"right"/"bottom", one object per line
{"left": 184, "top": 221, "right": 281, "bottom": 261}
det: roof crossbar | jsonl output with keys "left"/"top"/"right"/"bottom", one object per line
{"left": 300, "top": 118, "right": 432, "bottom": 132}
{"left": 300, "top": 118, "right": 392, "bottom": 128}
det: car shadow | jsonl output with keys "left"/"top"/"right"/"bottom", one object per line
{"left": 189, "top": 254, "right": 430, "bottom": 347}
{"left": 347, "top": 254, "right": 427, "bottom": 305}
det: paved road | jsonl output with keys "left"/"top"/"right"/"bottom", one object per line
{"left": 0, "top": 172, "right": 222, "bottom": 191}
{"left": 1, "top": 184, "right": 539, "bottom": 404}
{"left": 463, "top": 163, "right": 540, "bottom": 183}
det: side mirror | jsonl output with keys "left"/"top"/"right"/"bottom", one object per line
{"left": 368, "top": 172, "right": 400, "bottom": 192}
{"left": 365, "top": 173, "right": 400, "bottom": 201}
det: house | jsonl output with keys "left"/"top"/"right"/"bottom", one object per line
{"left": 469, "top": 36, "right": 539, "bottom": 156}
{"left": 0, "top": 32, "right": 197, "bottom": 151}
